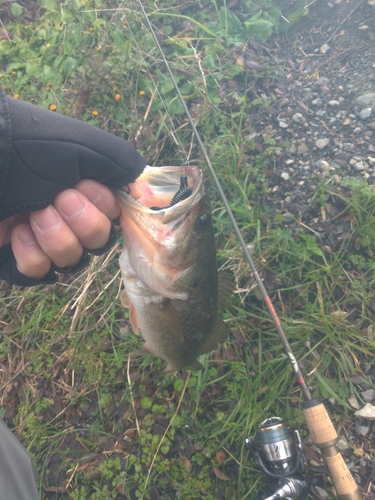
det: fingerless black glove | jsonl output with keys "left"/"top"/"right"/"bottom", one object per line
{"left": 0, "top": 89, "right": 148, "bottom": 285}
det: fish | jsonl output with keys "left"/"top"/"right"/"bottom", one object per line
{"left": 116, "top": 165, "right": 233, "bottom": 371}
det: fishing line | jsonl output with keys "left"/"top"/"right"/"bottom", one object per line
{"left": 129, "top": 3, "right": 362, "bottom": 498}
{"left": 121, "top": 6, "right": 190, "bottom": 165}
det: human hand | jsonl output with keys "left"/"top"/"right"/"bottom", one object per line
{"left": 0, "top": 90, "right": 147, "bottom": 285}
{"left": 0, "top": 179, "right": 142, "bottom": 283}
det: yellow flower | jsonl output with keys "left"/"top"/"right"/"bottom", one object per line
{"left": 89, "top": 27, "right": 94, "bottom": 32}
{"left": 139, "top": 90, "right": 145, "bottom": 95}
{"left": 13, "top": 94, "right": 19, "bottom": 99}
{"left": 11, "top": 71, "right": 17, "bottom": 75}
{"left": 97, "top": 46, "right": 102, "bottom": 51}
{"left": 92, "top": 110, "right": 99, "bottom": 116}
{"left": 49, "top": 104, "right": 57, "bottom": 111}
{"left": 115, "top": 93, "right": 121, "bottom": 101}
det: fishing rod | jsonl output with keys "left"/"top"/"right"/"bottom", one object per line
{"left": 135, "top": 2, "right": 362, "bottom": 499}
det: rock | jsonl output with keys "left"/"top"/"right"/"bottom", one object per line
{"left": 361, "top": 389, "right": 375, "bottom": 402}
{"left": 297, "top": 143, "right": 308, "bottom": 155}
{"left": 320, "top": 43, "right": 330, "bottom": 54}
{"left": 280, "top": 172, "right": 290, "bottom": 180}
{"left": 354, "top": 403, "right": 375, "bottom": 420}
{"left": 359, "top": 108, "right": 372, "bottom": 120}
{"left": 348, "top": 396, "right": 360, "bottom": 409}
{"left": 316, "top": 109, "right": 326, "bottom": 116}
{"left": 316, "top": 138, "right": 329, "bottom": 149}
{"left": 367, "top": 121, "right": 375, "bottom": 130}
{"left": 356, "top": 93, "right": 375, "bottom": 107}
{"left": 336, "top": 437, "right": 350, "bottom": 451}
{"left": 354, "top": 422, "right": 370, "bottom": 437}
{"left": 314, "top": 486, "right": 329, "bottom": 500}
{"left": 292, "top": 112, "right": 303, "bottom": 123}
{"left": 328, "top": 100, "right": 340, "bottom": 106}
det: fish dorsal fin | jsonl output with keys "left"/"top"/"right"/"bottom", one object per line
{"left": 198, "top": 314, "right": 228, "bottom": 355}
{"left": 160, "top": 301, "right": 184, "bottom": 341}
{"left": 217, "top": 273, "right": 235, "bottom": 309}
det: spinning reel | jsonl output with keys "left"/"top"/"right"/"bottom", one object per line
{"left": 245, "top": 417, "right": 313, "bottom": 500}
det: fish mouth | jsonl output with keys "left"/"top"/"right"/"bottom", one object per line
{"left": 116, "top": 166, "right": 204, "bottom": 224}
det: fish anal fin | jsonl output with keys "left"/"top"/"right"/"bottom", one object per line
{"left": 185, "top": 360, "right": 203, "bottom": 371}
{"left": 164, "top": 359, "right": 203, "bottom": 373}
{"left": 160, "top": 301, "right": 184, "bottom": 341}
{"left": 218, "top": 273, "right": 235, "bottom": 309}
{"left": 129, "top": 343, "right": 154, "bottom": 358}
{"left": 198, "top": 314, "right": 228, "bottom": 355}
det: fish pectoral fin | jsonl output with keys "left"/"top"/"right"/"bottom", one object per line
{"left": 160, "top": 301, "right": 184, "bottom": 341}
{"left": 129, "top": 343, "right": 154, "bottom": 358}
{"left": 120, "top": 289, "right": 130, "bottom": 308}
{"left": 217, "top": 272, "right": 235, "bottom": 309}
{"left": 129, "top": 301, "right": 140, "bottom": 335}
{"left": 120, "top": 289, "right": 140, "bottom": 335}
{"left": 198, "top": 314, "right": 228, "bottom": 355}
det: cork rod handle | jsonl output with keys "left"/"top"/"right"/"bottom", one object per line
{"left": 302, "top": 400, "right": 362, "bottom": 500}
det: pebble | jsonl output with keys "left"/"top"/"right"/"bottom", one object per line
{"left": 359, "top": 108, "right": 372, "bottom": 120}
{"left": 316, "top": 138, "right": 329, "bottom": 149}
{"left": 314, "top": 486, "right": 329, "bottom": 500}
{"left": 354, "top": 422, "right": 370, "bottom": 437}
{"left": 354, "top": 162, "right": 365, "bottom": 171}
{"left": 280, "top": 172, "right": 290, "bottom": 180}
{"left": 354, "top": 403, "right": 375, "bottom": 420}
{"left": 356, "top": 93, "right": 375, "bottom": 107}
{"left": 320, "top": 43, "right": 330, "bottom": 54}
{"left": 329, "top": 100, "right": 340, "bottom": 106}
{"left": 292, "top": 112, "right": 303, "bottom": 123}
{"left": 283, "top": 212, "right": 294, "bottom": 223}
{"left": 278, "top": 120, "right": 288, "bottom": 128}
{"left": 361, "top": 389, "right": 375, "bottom": 402}
{"left": 311, "top": 98, "right": 322, "bottom": 106}
{"left": 336, "top": 437, "right": 350, "bottom": 451}
{"left": 297, "top": 143, "right": 308, "bottom": 154}
{"left": 320, "top": 160, "right": 331, "bottom": 172}
{"left": 367, "top": 121, "right": 375, "bottom": 130}
{"left": 348, "top": 396, "right": 360, "bottom": 409}
{"left": 316, "top": 109, "right": 326, "bottom": 116}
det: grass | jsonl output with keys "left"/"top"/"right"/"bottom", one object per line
{"left": 1, "top": 0, "right": 375, "bottom": 499}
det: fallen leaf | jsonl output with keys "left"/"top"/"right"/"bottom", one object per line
{"left": 213, "top": 467, "right": 232, "bottom": 481}
{"left": 216, "top": 449, "right": 226, "bottom": 463}
{"left": 180, "top": 455, "right": 191, "bottom": 473}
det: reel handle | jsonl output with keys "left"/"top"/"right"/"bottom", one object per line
{"left": 302, "top": 399, "right": 362, "bottom": 500}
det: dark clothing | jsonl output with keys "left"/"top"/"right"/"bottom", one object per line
{"left": 0, "top": 88, "right": 147, "bottom": 285}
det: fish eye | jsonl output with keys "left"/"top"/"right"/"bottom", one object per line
{"left": 195, "top": 213, "right": 210, "bottom": 230}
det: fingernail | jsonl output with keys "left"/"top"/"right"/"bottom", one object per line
{"left": 16, "top": 226, "right": 37, "bottom": 246}
{"left": 77, "top": 184, "right": 102, "bottom": 204}
{"left": 58, "top": 192, "right": 87, "bottom": 219}
{"left": 33, "top": 206, "right": 61, "bottom": 232}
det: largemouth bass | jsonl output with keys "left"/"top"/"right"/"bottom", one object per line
{"left": 116, "top": 165, "right": 233, "bottom": 371}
